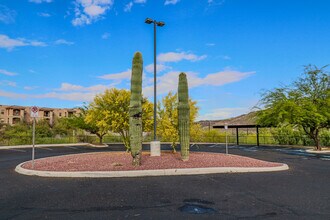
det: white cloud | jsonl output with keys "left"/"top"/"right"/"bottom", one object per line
{"left": 124, "top": 0, "right": 146, "bottom": 12}
{"left": 98, "top": 69, "right": 131, "bottom": 80}
{"left": 202, "top": 70, "right": 254, "bottom": 86}
{"left": 0, "top": 35, "right": 26, "bottom": 49}
{"left": 29, "top": 0, "right": 52, "bottom": 3}
{"left": 0, "top": 69, "right": 17, "bottom": 76}
{"left": 24, "top": 86, "right": 38, "bottom": 90}
{"left": 124, "top": 2, "right": 133, "bottom": 12}
{"left": 84, "top": 4, "right": 106, "bottom": 16}
{"left": 222, "top": 55, "right": 231, "bottom": 60}
{"left": 0, "top": 90, "right": 27, "bottom": 99}
{"left": 54, "top": 39, "right": 74, "bottom": 45}
{"left": 197, "top": 107, "right": 250, "bottom": 121}
{"left": 55, "top": 83, "right": 110, "bottom": 92}
{"left": 142, "top": 70, "right": 255, "bottom": 97}
{"left": 164, "top": 0, "right": 180, "bottom": 5}
{"left": 208, "top": 0, "right": 225, "bottom": 6}
{"left": 30, "top": 41, "right": 47, "bottom": 47}
{"left": 158, "top": 52, "right": 207, "bottom": 63}
{"left": 0, "top": 34, "right": 47, "bottom": 51}
{"left": 0, "top": 89, "right": 94, "bottom": 102}
{"left": 72, "top": 0, "right": 114, "bottom": 26}
{"left": 0, "top": 81, "right": 113, "bottom": 102}
{"left": 0, "top": 80, "right": 17, "bottom": 87}
{"left": 35, "top": 92, "right": 96, "bottom": 102}
{"left": 145, "top": 64, "right": 171, "bottom": 73}
{"left": 101, "top": 32, "right": 110, "bottom": 39}
{"left": 37, "top": 12, "right": 51, "bottom": 17}
{"left": 0, "top": 5, "right": 16, "bottom": 24}
{"left": 206, "top": 43, "right": 215, "bottom": 47}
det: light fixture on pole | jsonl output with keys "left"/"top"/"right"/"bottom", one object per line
{"left": 145, "top": 17, "right": 165, "bottom": 142}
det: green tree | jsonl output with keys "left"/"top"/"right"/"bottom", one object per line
{"left": 157, "top": 92, "right": 200, "bottom": 152}
{"left": 68, "top": 106, "right": 107, "bottom": 144}
{"left": 52, "top": 117, "right": 74, "bottom": 136}
{"left": 87, "top": 88, "right": 153, "bottom": 150}
{"left": 1, "top": 122, "right": 31, "bottom": 145}
{"left": 257, "top": 65, "right": 330, "bottom": 150}
{"left": 35, "top": 120, "right": 53, "bottom": 138}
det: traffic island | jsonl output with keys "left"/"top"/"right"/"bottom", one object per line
{"left": 15, "top": 152, "right": 289, "bottom": 178}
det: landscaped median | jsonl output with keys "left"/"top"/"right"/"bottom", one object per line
{"left": 15, "top": 152, "right": 289, "bottom": 178}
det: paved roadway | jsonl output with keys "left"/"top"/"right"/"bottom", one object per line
{"left": 0, "top": 144, "right": 329, "bottom": 219}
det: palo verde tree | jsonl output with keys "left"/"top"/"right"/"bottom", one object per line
{"left": 157, "top": 91, "right": 199, "bottom": 153}
{"left": 86, "top": 88, "right": 153, "bottom": 150}
{"left": 69, "top": 106, "right": 108, "bottom": 144}
{"left": 257, "top": 65, "right": 330, "bottom": 150}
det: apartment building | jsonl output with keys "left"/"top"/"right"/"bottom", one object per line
{"left": 0, "top": 105, "right": 80, "bottom": 125}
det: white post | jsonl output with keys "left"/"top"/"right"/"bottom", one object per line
{"left": 32, "top": 117, "right": 35, "bottom": 169}
{"left": 225, "top": 123, "right": 228, "bottom": 155}
{"left": 225, "top": 130, "right": 228, "bottom": 155}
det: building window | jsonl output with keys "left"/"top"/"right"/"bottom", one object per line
{"left": 44, "top": 111, "right": 50, "bottom": 117}
{"left": 13, "top": 109, "right": 20, "bottom": 116}
{"left": 1, "top": 110, "right": 4, "bottom": 115}
{"left": 59, "top": 113, "right": 62, "bottom": 117}
{"left": 13, "top": 118, "right": 21, "bottom": 124}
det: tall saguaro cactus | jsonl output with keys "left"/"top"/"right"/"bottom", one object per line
{"left": 178, "top": 72, "right": 190, "bottom": 161}
{"left": 129, "top": 52, "right": 143, "bottom": 166}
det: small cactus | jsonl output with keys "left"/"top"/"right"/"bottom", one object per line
{"left": 129, "top": 52, "right": 143, "bottom": 166}
{"left": 178, "top": 72, "right": 190, "bottom": 161}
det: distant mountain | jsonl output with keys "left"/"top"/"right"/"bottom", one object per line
{"left": 197, "top": 111, "right": 258, "bottom": 128}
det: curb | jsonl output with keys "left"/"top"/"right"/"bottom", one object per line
{"left": 306, "top": 149, "right": 330, "bottom": 154}
{"left": 15, "top": 163, "right": 289, "bottom": 178}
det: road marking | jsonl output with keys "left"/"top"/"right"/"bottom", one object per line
{"left": 8, "top": 149, "right": 26, "bottom": 152}
{"left": 65, "top": 146, "right": 79, "bottom": 150}
{"left": 37, "top": 147, "right": 53, "bottom": 151}
{"left": 209, "top": 144, "right": 219, "bottom": 148}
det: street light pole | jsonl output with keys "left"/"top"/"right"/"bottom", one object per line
{"left": 153, "top": 21, "right": 157, "bottom": 141}
{"left": 145, "top": 18, "right": 165, "bottom": 141}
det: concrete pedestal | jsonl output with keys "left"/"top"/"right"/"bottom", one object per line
{"left": 150, "top": 141, "right": 161, "bottom": 156}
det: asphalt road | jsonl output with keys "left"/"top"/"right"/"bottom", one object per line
{"left": 0, "top": 144, "right": 329, "bottom": 219}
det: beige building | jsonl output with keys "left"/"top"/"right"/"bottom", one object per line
{"left": 0, "top": 105, "right": 80, "bottom": 125}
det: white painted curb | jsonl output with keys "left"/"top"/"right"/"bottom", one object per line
{"left": 306, "top": 149, "right": 330, "bottom": 154}
{"left": 15, "top": 162, "right": 289, "bottom": 178}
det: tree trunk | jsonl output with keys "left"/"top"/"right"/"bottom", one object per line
{"left": 313, "top": 129, "right": 321, "bottom": 151}
{"left": 120, "top": 131, "right": 130, "bottom": 152}
{"left": 303, "top": 127, "right": 322, "bottom": 151}
{"left": 96, "top": 133, "right": 103, "bottom": 144}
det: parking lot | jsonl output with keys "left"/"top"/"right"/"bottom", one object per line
{"left": 0, "top": 144, "right": 329, "bottom": 219}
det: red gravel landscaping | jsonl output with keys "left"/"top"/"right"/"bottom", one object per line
{"left": 21, "top": 152, "right": 284, "bottom": 172}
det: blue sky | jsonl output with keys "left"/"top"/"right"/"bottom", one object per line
{"left": 0, "top": 0, "right": 329, "bottom": 120}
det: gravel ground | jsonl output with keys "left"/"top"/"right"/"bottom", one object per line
{"left": 22, "top": 151, "right": 283, "bottom": 171}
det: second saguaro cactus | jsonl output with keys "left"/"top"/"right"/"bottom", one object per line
{"left": 178, "top": 72, "right": 190, "bottom": 161}
{"left": 129, "top": 52, "right": 143, "bottom": 166}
